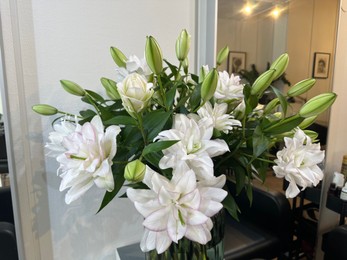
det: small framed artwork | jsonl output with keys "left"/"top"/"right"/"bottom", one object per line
{"left": 312, "top": 52, "right": 330, "bottom": 79}
{"left": 228, "top": 51, "right": 246, "bottom": 74}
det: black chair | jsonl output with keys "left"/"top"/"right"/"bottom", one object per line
{"left": 0, "top": 187, "right": 18, "bottom": 260}
{"left": 224, "top": 181, "right": 292, "bottom": 260}
{"left": 322, "top": 224, "right": 347, "bottom": 260}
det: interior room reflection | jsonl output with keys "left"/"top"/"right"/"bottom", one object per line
{"left": 0, "top": 43, "right": 18, "bottom": 259}
{"left": 217, "top": 0, "right": 338, "bottom": 258}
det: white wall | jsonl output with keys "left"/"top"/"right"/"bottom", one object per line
{"left": 0, "top": 0, "right": 196, "bottom": 259}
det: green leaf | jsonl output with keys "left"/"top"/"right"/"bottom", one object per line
{"left": 252, "top": 126, "right": 270, "bottom": 157}
{"left": 270, "top": 86, "right": 287, "bottom": 116}
{"left": 80, "top": 109, "right": 97, "bottom": 118}
{"left": 263, "top": 115, "right": 304, "bottom": 135}
{"left": 85, "top": 89, "right": 105, "bottom": 103}
{"left": 189, "top": 84, "right": 202, "bottom": 111}
{"left": 143, "top": 152, "right": 162, "bottom": 169}
{"left": 234, "top": 166, "right": 246, "bottom": 195}
{"left": 142, "top": 140, "right": 179, "bottom": 157}
{"left": 143, "top": 110, "right": 172, "bottom": 141}
{"left": 243, "top": 84, "right": 258, "bottom": 115}
{"left": 164, "top": 59, "right": 178, "bottom": 76}
{"left": 222, "top": 193, "right": 240, "bottom": 221}
{"left": 165, "top": 85, "right": 177, "bottom": 109}
{"left": 97, "top": 168, "right": 125, "bottom": 213}
{"left": 104, "top": 116, "right": 137, "bottom": 126}
{"left": 245, "top": 184, "right": 253, "bottom": 205}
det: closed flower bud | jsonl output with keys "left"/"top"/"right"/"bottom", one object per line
{"left": 270, "top": 53, "right": 289, "bottom": 81}
{"left": 299, "top": 93, "right": 337, "bottom": 118}
{"left": 117, "top": 73, "right": 154, "bottom": 115}
{"left": 182, "top": 58, "right": 189, "bottom": 74}
{"left": 303, "top": 130, "right": 319, "bottom": 141}
{"left": 287, "top": 78, "right": 316, "bottom": 97}
{"left": 264, "top": 98, "right": 280, "bottom": 114}
{"left": 199, "top": 65, "right": 209, "bottom": 83}
{"left": 298, "top": 115, "right": 317, "bottom": 129}
{"left": 60, "top": 80, "right": 86, "bottom": 97}
{"left": 175, "top": 29, "right": 191, "bottom": 61}
{"left": 216, "top": 45, "right": 229, "bottom": 66}
{"left": 145, "top": 36, "right": 163, "bottom": 75}
{"left": 100, "top": 77, "right": 121, "bottom": 100}
{"left": 251, "top": 69, "right": 275, "bottom": 96}
{"left": 32, "top": 104, "right": 58, "bottom": 116}
{"left": 124, "top": 160, "right": 146, "bottom": 182}
{"left": 201, "top": 69, "right": 218, "bottom": 102}
{"left": 110, "top": 47, "right": 127, "bottom": 68}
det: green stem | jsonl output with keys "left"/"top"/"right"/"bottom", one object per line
{"left": 176, "top": 62, "right": 182, "bottom": 79}
{"left": 157, "top": 75, "right": 167, "bottom": 110}
{"left": 58, "top": 111, "right": 82, "bottom": 118}
{"left": 86, "top": 93, "right": 102, "bottom": 115}
{"left": 240, "top": 152, "right": 274, "bottom": 164}
{"left": 135, "top": 113, "right": 148, "bottom": 146}
{"left": 215, "top": 140, "right": 244, "bottom": 169}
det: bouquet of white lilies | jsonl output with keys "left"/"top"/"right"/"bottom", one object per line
{"left": 33, "top": 29, "right": 336, "bottom": 254}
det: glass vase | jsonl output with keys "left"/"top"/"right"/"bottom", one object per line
{"left": 145, "top": 209, "right": 225, "bottom": 260}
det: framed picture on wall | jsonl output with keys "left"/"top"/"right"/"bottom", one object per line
{"left": 312, "top": 52, "right": 330, "bottom": 79}
{"left": 228, "top": 51, "right": 246, "bottom": 74}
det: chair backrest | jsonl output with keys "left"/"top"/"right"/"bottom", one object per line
{"left": 0, "top": 187, "right": 14, "bottom": 224}
{"left": 227, "top": 181, "right": 292, "bottom": 251}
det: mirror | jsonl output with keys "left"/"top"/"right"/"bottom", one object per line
{"left": 217, "top": 0, "right": 338, "bottom": 128}
{"left": 216, "top": 0, "right": 339, "bottom": 257}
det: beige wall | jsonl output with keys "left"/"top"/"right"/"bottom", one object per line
{"left": 217, "top": 13, "right": 276, "bottom": 73}
{"left": 286, "top": 0, "right": 339, "bottom": 126}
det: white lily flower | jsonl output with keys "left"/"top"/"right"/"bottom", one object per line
{"left": 114, "top": 55, "right": 151, "bottom": 82}
{"left": 214, "top": 71, "right": 244, "bottom": 102}
{"left": 155, "top": 114, "right": 229, "bottom": 180}
{"left": 127, "top": 166, "right": 227, "bottom": 254}
{"left": 273, "top": 128, "right": 325, "bottom": 198}
{"left": 45, "top": 115, "right": 79, "bottom": 157}
{"left": 197, "top": 102, "right": 241, "bottom": 134}
{"left": 52, "top": 115, "right": 121, "bottom": 204}
{"left": 117, "top": 73, "right": 154, "bottom": 114}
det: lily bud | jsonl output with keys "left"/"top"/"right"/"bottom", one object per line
{"left": 251, "top": 69, "right": 275, "bottom": 96}
{"left": 264, "top": 98, "right": 280, "bottom": 114}
{"left": 270, "top": 53, "right": 289, "bottom": 81}
{"left": 287, "top": 78, "right": 316, "bottom": 97}
{"left": 145, "top": 36, "right": 163, "bottom": 75}
{"left": 199, "top": 65, "right": 209, "bottom": 83}
{"left": 32, "top": 104, "right": 58, "bottom": 116}
{"left": 100, "top": 77, "right": 121, "bottom": 100}
{"left": 175, "top": 29, "right": 191, "bottom": 61}
{"left": 299, "top": 93, "right": 337, "bottom": 118}
{"left": 60, "top": 80, "right": 86, "bottom": 97}
{"left": 298, "top": 115, "right": 317, "bottom": 129}
{"left": 303, "top": 130, "right": 319, "bottom": 141}
{"left": 201, "top": 68, "right": 218, "bottom": 102}
{"left": 110, "top": 47, "right": 127, "bottom": 68}
{"left": 124, "top": 160, "right": 146, "bottom": 183}
{"left": 182, "top": 58, "right": 189, "bottom": 74}
{"left": 216, "top": 46, "right": 229, "bottom": 66}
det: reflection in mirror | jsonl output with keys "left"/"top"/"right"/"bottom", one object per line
{"left": 217, "top": 0, "right": 338, "bottom": 127}
{"left": 0, "top": 43, "right": 9, "bottom": 187}
{"left": 217, "top": 0, "right": 339, "bottom": 257}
